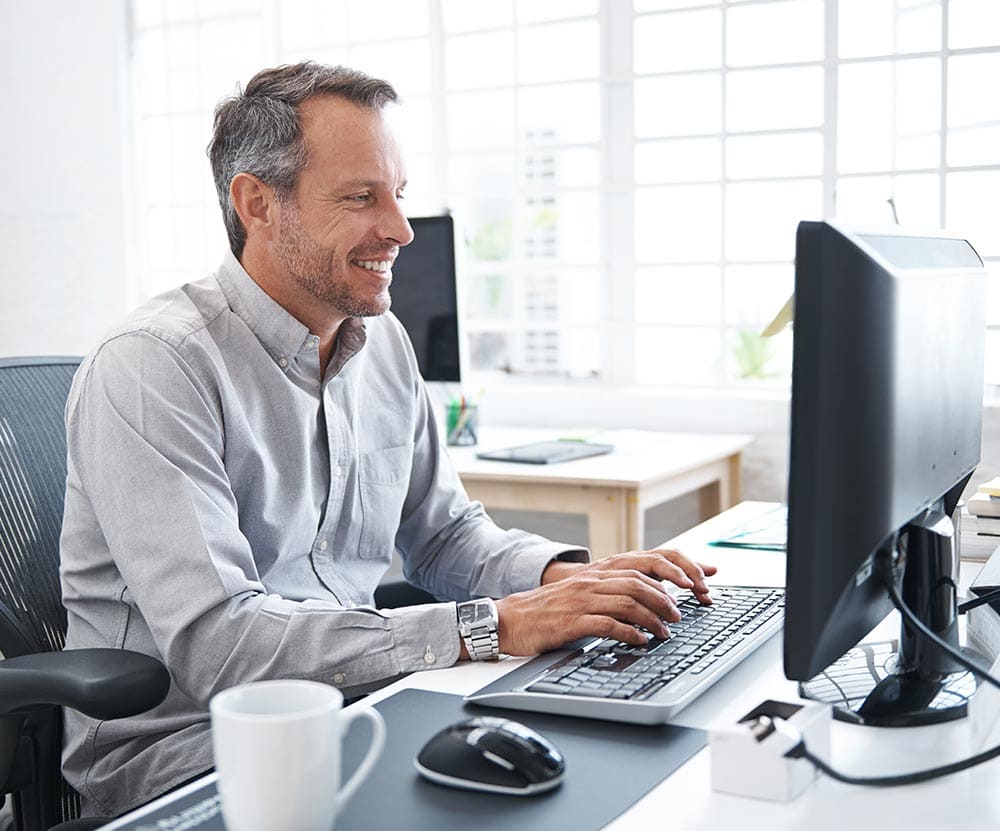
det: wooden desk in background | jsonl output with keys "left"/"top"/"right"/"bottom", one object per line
{"left": 447, "top": 427, "right": 753, "bottom": 557}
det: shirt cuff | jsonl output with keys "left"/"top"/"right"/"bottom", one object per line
{"left": 385, "top": 602, "right": 462, "bottom": 673}
{"left": 510, "top": 542, "right": 591, "bottom": 592}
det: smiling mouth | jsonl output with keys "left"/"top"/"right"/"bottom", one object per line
{"left": 352, "top": 259, "right": 392, "bottom": 274}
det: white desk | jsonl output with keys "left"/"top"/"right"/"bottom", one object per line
{"left": 448, "top": 427, "right": 753, "bottom": 557}
{"left": 107, "top": 503, "right": 1000, "bottom": 830}
{"left": 371, "top": 501, "right": 1000, "bottom": 830}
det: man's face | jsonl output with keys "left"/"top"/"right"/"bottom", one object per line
{"left": 274, "top": 95, "right": 413, "bottom": 320}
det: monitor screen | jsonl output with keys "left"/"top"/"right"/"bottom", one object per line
{"left": 783, "top": 220, "right": 987, "bottom": 726}
{"left": 389, "top": 215, "right": 461, "bottom": 382}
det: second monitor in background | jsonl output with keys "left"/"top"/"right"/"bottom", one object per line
{"left": 391, "top": 215, "right": 461, "bottom": 383}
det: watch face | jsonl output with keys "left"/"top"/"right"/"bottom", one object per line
{"left": 459, "top": 601, "right": 490, "bottom": 626}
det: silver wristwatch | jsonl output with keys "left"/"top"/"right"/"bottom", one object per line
{"left": 456, "top": 598, "right": 500, "bottom": 661}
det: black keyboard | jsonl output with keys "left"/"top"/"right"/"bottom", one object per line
{"left": 467, "top": 585, "right": 785, "bottom": 724}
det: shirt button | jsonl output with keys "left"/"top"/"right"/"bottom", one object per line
{"left": 335, "top": 465, "right": 342, "bottom": 477}
{"left": 319, "top": 539, "right": 328, "bottom": 551}
{"left": 333, "top": 673, "right": 346, "bottom": 684}
{"left": 423, "top": 647, "right": 436, "bottom": 665}
{"left": 278, "top": 357, "right": 288, "bottom": 368}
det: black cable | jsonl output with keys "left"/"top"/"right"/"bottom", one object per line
{"left": 777, "top": 552, "right": 1000, "bottom": 787}
{"left": 879, "top": 559, "right": 1000, "bottom": 693}
{"left": 959, "top": 586, "right": 1000, "bottom": 615}
{"left": 786, "top": 739, "right": 1000, "bottom": 787}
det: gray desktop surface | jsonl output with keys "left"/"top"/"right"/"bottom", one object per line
{"left": 110, "top": 688, "right": 705, "bottom": 830}
{"left": 338, "top": 687, "right": 705, "bottom": 830}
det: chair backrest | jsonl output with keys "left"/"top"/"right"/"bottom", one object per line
{"left": 0, "top": 356, "right": 83, "bottom": 830}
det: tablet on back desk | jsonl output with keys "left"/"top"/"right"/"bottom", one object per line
{"left": 475, "top": 440, "right": 614, "bottom": 465}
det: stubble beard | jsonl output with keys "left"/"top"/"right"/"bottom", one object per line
{"left": 276, "top": 203, "right": 391, "bottom": 319}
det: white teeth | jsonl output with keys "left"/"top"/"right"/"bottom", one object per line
{"left": 355, "top": 260, "right": 391, "bottom": 273}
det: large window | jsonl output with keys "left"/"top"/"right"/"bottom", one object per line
{"left": 129, "top": 0, "right": 999, "bottom": 389}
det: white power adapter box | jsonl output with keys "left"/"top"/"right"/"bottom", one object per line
{"left": 710, "top": 699, "right": 831, "bottom": 802}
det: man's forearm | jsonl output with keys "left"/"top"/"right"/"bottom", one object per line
{"left": 540, "top": 558, "right": 586, "bottom": 585}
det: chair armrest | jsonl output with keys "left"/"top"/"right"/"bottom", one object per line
{"left": 0, "top": 649, "right": 170, "bottom": 720}
{"left": 374, "top": 579, "right": 438, "bottom": 609}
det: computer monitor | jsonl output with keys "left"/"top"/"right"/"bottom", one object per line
{"left": 784, "top": 219, "right": 988, "bottom": 727}
{"left": 389, "top": 215, "right": 461, "bottom": 382}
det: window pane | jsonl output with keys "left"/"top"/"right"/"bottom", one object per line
{"left": 834, "top": 173, "right": 943, "bottom": 227}
{"left": 446, "top": 30, "right": 515, "bottom": 90}
{"left": 554, "top": 269, "right": 601, "bottom": 324}
{"left": 518, "top": 20, "right": 600, "bottom": 82}
{"left": 726, "top": 180, "right": 822, "bottom": 261}
{"left": 636, "top": 137, "right": 722, "bottom": 184}
{"left": 949, "top": 0, "right": 1000, "bottom": 49}
{"left": 449, "top": 153, "right": 515, "bottom": 200}
{"left": 349, "top": 39, "right": 433, "bottom": 95}
{"left": 835, "top": 175, "right": 895, "bottom": 223}
{"left": 634, "top": 9, "right": 722, "bottom": 74}
{"left": 948, "top": 53, "right": 1000, "bottom": 168}
{"left": 726, "top": 67, "right": 823, "bottom": 132}
{"left": 838, "top": 59, "right": 941, "bottom": 174}
{"left": 524, "top": 147, "right": 599, "bottom": 188}
{"left": 726, "top": 326, "right": 792, "bottom": 385}
{"left": 985, "top": 328, "right": 1000, "bottom": 387}
{"left": 442, "top": 0, "right": 513, "bottom": 32}
{"left": 454, "top": 196, "right": 516, "bottom": 262}
{"left": 448, "top": 90, "right": 515, "bottom": 149}
{"left": 465, "top": 270, "right": 514, "bottom": 319}
{"left": 636, "top": 327, "right": 721, "bottom": 386}
{"left": 839, "top": 0, "right": 941, "bottom": 58}
{"left": 346, "top": 0, "right": 427, "bottom": 40}
{"left": 467, "top": 330, "right": 511, "bottom": 371}
{"left": 389, "top": 95, "right": 433, "bottom": 156}
{"left": 519, "top": 83, "right": 600, "bottom": 144}
{"left": 516, "top": 0, "right": 598, "bottom": 23}
{"left": 279, "top": 1, "right": 348, "bottom": 51}
{"left": 726, "top": 132, "right": 823, "bottom": 179}
{"left": 984, "top": 263, "right": 1000, "bottom": 328}
{"left": 947, "top": 171, "right": 1000, "bottom": 258}
{"left": 724, "top": 264, "right": 794, "bottom": 329}
{"left": 636, "top": 184, "right": 722, "bottom": 262}
{"left": 560, "top": 326, "right": 601, "bottom": 378}
{"left": 635, "top": 265, "right": 721, "bottom": 325}
{"left": 525, "top": 191, "right": 601, "bottom": 264}
{"left": 634, "top": 0, "right": 717, "bottom": 10}
{"left": 726, "top": 0, "right": 823, "bottom": 67}
{"left": 635, "top": 74, "right": 722, "bottom": 137}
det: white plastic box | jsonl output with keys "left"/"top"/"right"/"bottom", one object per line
{"left": 710, "top": 698, "right": 831, "bottom": 802}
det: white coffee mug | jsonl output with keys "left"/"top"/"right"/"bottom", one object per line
{"left": 210, "top": 679, "right": 386, "bottom": 831}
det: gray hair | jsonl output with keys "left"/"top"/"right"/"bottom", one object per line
{"left": 208, "top": 61, "right": 398, "bottom": 257}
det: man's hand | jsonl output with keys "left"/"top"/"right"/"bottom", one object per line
{"left": 493, "top": 548, "right": 717, "bottom": 657}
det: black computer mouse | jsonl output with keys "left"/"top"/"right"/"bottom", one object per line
{"left": 415, "top": 715, "right": 565, "bottom": 795}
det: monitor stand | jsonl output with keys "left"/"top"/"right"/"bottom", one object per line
{"left": 799, "top": 509, "right": 983, "bottom": 727}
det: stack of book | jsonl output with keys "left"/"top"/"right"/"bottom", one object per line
{"left": 967, "top": 544, "right": 1000, "bottom": 663}
{"left": 960, "top": 477, "right": 1000, "bottom": 562}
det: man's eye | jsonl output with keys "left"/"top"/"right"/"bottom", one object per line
{"left": 351, "top": 193, "right": 372, "bottom": 203}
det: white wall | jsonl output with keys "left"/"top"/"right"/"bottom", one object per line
{"left": 0, "top": 0, "right": 132, "bottom": 358}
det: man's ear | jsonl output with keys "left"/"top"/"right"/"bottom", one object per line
{"left": 230, "top": 173, "right": 280, "bottom": 242}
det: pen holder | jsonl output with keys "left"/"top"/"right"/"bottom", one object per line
{"left": 446, "top": 403, "right": 478, "bottom": 446}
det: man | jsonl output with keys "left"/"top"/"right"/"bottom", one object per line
{"left": 60, "top": 61, "right": 716, "bottom": 817}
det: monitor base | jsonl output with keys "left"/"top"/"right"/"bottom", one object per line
{"left": 798, "top": 639, "right": 981, "bottom": 727}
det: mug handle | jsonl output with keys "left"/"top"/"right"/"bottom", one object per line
{"left": 335, "top": 706, "right": 387, "bottom": 810}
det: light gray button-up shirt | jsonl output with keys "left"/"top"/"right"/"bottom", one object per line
{"left": 60, "top": 251, "right": 587, "bottom": 817}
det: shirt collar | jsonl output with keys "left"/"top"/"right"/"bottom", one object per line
{"left": 214, "top": 250, "right": 368, "bottom": 376}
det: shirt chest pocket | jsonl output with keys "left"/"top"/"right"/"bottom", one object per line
{"left": 358, "top": 443, "right": 414, "bottom": 560}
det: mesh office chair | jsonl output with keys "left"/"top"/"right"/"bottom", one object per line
{"left": 0, "top": 357, "right": 170, "bottom": 831}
